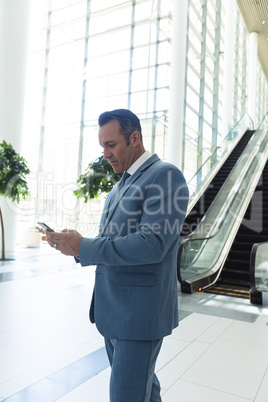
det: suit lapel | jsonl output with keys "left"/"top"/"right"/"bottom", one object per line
{"left": 99, "top": 154, "right": 160, "bottom": 236}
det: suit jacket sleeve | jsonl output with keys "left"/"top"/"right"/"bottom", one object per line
{"left": 78, "top": 165, "right": 189, "bottom": 267}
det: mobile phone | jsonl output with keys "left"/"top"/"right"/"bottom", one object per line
{"left": 37, "top": 222, "right": 54, "bottom": 232}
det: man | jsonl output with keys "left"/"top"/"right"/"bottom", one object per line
{"left": 47, "top": 109, "right": 189, "bottom": 402}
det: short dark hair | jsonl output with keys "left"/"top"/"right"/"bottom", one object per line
{"left": 98, "top": 109, "right": 142, "bottom": 145}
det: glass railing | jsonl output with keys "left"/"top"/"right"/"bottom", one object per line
{"left": 178, "top": 113, "right": 268, "bottom": 292}
{"left": 187, "top": 114, "right": 253, "bottom": 211}
{"left": 250, "top": 242, "right": 268, "bottom": 305}
{"left": 250, "top": 242, "right": 268, "bottom": 293}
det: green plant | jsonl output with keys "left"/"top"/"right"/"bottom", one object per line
{"left": 0, "top": 140, "right": 30, "bottom": 260}
{"left": 74, "top": 155, "right": 122, "bottom": 202}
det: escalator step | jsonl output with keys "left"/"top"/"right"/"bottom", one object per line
{"left": 218, "top": 275, "right": 250, "bottom": 284}
{"left": 226, "top": 256, "right": 250, "bottom": 263}
{"left": 204, "top": 284, "right": 249, "bottom": 299}
{"left": 228, "top": 250, "right": 251, "bottom": 256}
{"left": 224, "top": 260, "right": 249, "bottom": 269}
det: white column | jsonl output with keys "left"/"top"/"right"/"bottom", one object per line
{"left": 0, "top": 0, "right": 31, "bottom": 254}
{"left": 222, "top": 0, "right": 236, "bottom": 136}
{"left": 167, "top": 0, "right": 188, "bottom": 170}
{"left": 248, "top": 32, "right": 258, "bottom": 128}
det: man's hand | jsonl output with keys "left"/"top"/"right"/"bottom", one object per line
{"left": 46, "top": 229, "right": 83, "bottom": 256}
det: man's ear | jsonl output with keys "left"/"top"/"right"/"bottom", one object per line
{"left": 130, "top": 131, "right": 141, "bottom": 146}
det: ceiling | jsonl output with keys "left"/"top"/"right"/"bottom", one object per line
{"left": 237, "top": 0, "right": 268, "bottom": 81}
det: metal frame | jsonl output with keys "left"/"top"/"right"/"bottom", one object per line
{"left": 212, "top": 0, "right": 221, "bottom": 149}
{"left": 151, "top": 0, "right": 161, "bottom": 154}
{"left": 36, "top": 8, "right": 52, "bottom": 220}
{"left": 233, "top": 11, "right": 247, "bottom": 123}
{"left": 78, "top": 0, "right": 91, "bottom": 179}
{"left": 128, "top": 0, "right": 136, "bottom": 109}
{"left": 197, "top": 1, "right": 207, "bottom": 172}
{"left": 182, "top": 0, "right": 190, "bottom": 172}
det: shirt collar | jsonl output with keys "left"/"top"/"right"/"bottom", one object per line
{"left": 127, "top": 151, "right": 152, "bottom": 176}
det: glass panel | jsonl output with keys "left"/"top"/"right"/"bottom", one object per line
{"left": 157, "top": 64, "right": 170, "bottom": 88}
{"left": 184, "top": 147, "right": 198, "bottom": 182}
{"left": 206, "top": 33, "right": 216, "bottom": 54}
{"left": 132, "top": 69, "right": 151, "bottom": 92}
{"left": 134, "top": 23, "right": 156, "bottom": 47}
{"left": 132, "top": 46, "right": 151, "bottom": 69}
{"left": 156, "top": 88, "right": 169, "bottom": 111}
{"left": 90, "top": 0, "right": 127, "bottom": 13}
{"left": 89, "top": 6, "right": 132, "bottom": 35}
{"left": 185, "top": 107, "right": 199, "bottom": 133}
{"left": 86, "top": 72, "right": 129, "bottom": 100}
{"left": 108, "top": 72, "right": 130, "bottom": 96}
{"left": 205, "top": 56, "right": 214, "bottom": 72}
{"left": 189, "top": 3, "right": 203, "bottom": 34}
{"left": 254, "top": 243, "right": 268, "bottom": 292}
{"left": 51, "top": 4, "right": 87, "bottom": 26}
{"left": 131, "top": 91, "right": 149, "bottom": 114}
{"left": 154, "top": 119, "right": 167, "bottom": 160}
{"left": 141, "top": 118, "right": 153, "bottom": 150}
{"left": 159, "top": 17, "right": 172, "bottom": 40}
{"left": 188, "top": 29, "right": 202, "bottom": 54}
{"left": 135, "top": 0, "right": 155, "bottom": 22}
{"left": 161, "top": 0, "right": 172, "bottom": 15}
{"left": 204, "top": 85, "right": 213, "bottom": 105}
{"left": 158, "top": 41, "right": 171, "bottom": 64}
{"left": 82, "top": 125, "right": 102, "bottom": 171}
{"left": 187, "top": 86, "right": 200, "bottom": 110}
{"left": 88, "top": 28, "right": 132, "bottom": 55}
{"left": 187, "top": 68, "right": 201, "bottom": 93}
{"left": 145, "top": 89, "right": 156, "bottom": 114}
{"left": 203, "top": 106, "right": 213, "bottom": 126}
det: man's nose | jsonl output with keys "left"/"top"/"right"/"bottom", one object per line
{"left": 103, "top": 148, "right": 112, "bottom": 159}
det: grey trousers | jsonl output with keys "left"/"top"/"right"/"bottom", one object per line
{"left": 105, "top": 338, "right": 163, "bottom": 402}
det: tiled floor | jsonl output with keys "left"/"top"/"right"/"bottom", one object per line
{"left": 1, "top": 245, "right": 268, "bottom": 401}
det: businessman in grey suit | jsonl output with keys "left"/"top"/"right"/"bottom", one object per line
{"left": 47, "top": 109, "right": 189, "bottom": 402}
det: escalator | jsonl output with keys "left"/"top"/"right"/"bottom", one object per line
{"left": 204, "top": 159, "right": 268, "bottom": 298}
{"left": 178, "top": 114, "right": 268, "bottom": 299}
{"left": 182, "top": 130, "right": 255, "bottom": 236}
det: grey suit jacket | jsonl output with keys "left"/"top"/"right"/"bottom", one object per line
{"left": 79, "top": 154, "right": 189, "bottom": 340}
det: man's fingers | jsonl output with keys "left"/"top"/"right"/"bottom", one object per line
{"left": 47, "top": 239, "right": 55, "bottom": 247}
{"left": 46, "top": 231, "right": 63, "bottom": 240}
{"left": 46, "top": 230, "right": 82, "bottom": 256}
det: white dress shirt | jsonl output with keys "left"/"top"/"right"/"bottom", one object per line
{"left": 127, "top": 151, "right": 152, "bottom": 177}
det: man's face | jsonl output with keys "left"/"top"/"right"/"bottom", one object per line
{"left": 99, "top": 119, "right": 138, "bottom": 173}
